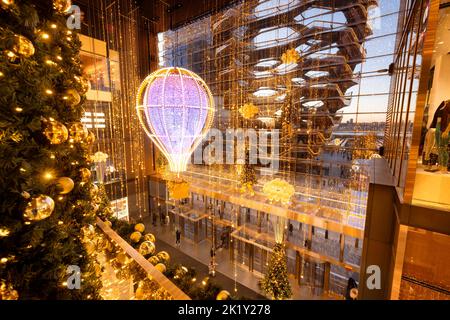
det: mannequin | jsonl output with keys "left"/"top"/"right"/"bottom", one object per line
{"left": 423, "top": 101, "right": 450, "bottom": 170}
{"left": 430, "top": 100, "right": 450, "bottom": 130}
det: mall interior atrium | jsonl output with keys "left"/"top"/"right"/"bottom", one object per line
{"left": 0, "top": 0, "right": 449, "bottom": 301}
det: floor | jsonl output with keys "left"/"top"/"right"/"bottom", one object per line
{"left": 143, "top": 215, "right": 334, "bottom": 300}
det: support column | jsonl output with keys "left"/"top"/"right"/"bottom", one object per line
{"left": 306, "top": 225, "right": 313, "bottom": 249}
{"left": 194, "top": 221, "right": 199, "bottom": 243}
{"left": 339, "top": 234, "right": 345, "bottom": 262}
{"left": 297, "top": 253, "right": 303, "bottom": 285}
{"left": 257, "top": 211, "right": 262, "bottom": 233}
{"left": 324, "top": 262, "right": 331, "bottom": 294}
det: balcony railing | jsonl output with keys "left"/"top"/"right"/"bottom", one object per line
{"left": 95, "top": 217, "right": 191, "bottom": 300}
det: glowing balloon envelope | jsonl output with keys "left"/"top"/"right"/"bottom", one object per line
{"left": 136, "top": 67, "right": 215, "bottom": 173}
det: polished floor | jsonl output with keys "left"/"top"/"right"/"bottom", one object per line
{"left": 143, "top": 215, "right": 338, "bottom": 300}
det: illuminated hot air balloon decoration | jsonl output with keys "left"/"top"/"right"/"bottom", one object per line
{"left": 136, "top": 67, "right": 215, "bottom": 174}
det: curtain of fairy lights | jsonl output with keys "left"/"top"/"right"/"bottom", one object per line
{"left": 82, "top": 0, "right": 129, "bottom": 207}
{"left": 104, "top": 0, "right": 149, "bottom": 219}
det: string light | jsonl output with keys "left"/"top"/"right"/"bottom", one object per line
{"left": 0, "top": 228, "right": 10, "bottom": 237}
{"left": 45, "top": 89, "right": 53, "bottom": 95}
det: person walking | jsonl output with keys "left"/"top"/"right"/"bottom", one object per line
{"left": 175, "top": 228, "right": 181, "bottom": 246}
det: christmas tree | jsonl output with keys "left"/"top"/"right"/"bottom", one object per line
{"left": 0, "top": 0, "right": 108, "bottom": 299}
{"left": 238, "top": 150, "right": 257, "bottom": 195}
{"left": 260, "top": 243, "right": 292, "bottom": 300}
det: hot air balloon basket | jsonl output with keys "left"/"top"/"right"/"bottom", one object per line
{"left": 167, "top": 180, "right": 190, "bottom": 200}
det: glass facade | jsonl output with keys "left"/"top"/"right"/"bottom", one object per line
{"left": 155, "top": 0, "right": 406, "bottom": 298}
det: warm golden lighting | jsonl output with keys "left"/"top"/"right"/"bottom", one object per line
{"left": 45, "top": 89, "right": 53, "bottom": 95}
{"left": 50, "top": 24, "right": 57, "bottom": 29}
{"left": 43, "top": 171, "right": 54, "bottom": 180}
{"left": 239, "top": 103, "right": 259, "bottom": 119}
{"left": 46, "top": 59, "right": 57, "bottom": 66}
{"left": 6, "top": 51, "right": 15, "bottom": 58}
{"left": 0, "top": 228, "right": 10, "bottom": 237}
{"left": 15, "top": 107, "right": 23, "bottom": 112}
{"left": 263, "top": 178, "right": 295, "bottom": 205}
{"left": 41, "top": 33, "right": 50, "bottom": 40}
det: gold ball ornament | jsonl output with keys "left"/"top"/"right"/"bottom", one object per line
{"left": 138, "top": 241, "right": 155, "bottom": 256}
{"left": 79, "top": 168, "right": 91, "bottom": 182}
{"left": 143, "top": 233, "right": 156, "bottom": 243}
{"left": 156, "top": 251, "right": 170, "bottom": 263}
{"left": 130, "top": 231, "right": 142, "bottom": 243}
{"left": 23, "top": 195, "right": 55, "bottom": 221}
{"left": 216, "top": 290, "right": 231, "bottom": 300}
{"left": 0, "top": 0, "right": 14, "bottom": 9}
{"left": 64, "top": 89, "right": 81, "bottom": 106}
{"left": 154, "top": 263, "right": 166, "bottom": 273}
{"left": 135, "top": 281, "right": 145, "bottom": 300}
{"left": 0, "top": 280, "right": 19, "bottom": 300}
{"left": 55, "top": 177, "right": 74, "bottom": 194}
{"left": 69, "top": 122, "right": 88, "bottom": 143}
{"left": 85, "top": 131, "right": 96, "bottom": 145}
{"left": 116, "top": 252, "right": 131, "bottom": 265}
{"left": 75, "top": 76, "right": 91, "bottom": 94}
{"left": 10, "top": 34, "right": 35, "bottom": 58}
{"left": 134, "top": 223, "right": 145, "bottom": 233}
{"left": 147, "top": 255, "right": 159, "bottom": 265}
{"left": 94, "top": 262, "right": 102, "bottom": 276}
{"left": 43, "top": 120, "right": 68, "bottom": 144}
{"left": 53, "top": 0, "right": 72, "bottom": 13}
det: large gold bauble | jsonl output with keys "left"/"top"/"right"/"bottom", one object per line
{"left": 156, "top": 251, "right": 170, "bottom": 263}
{"left": 216, "top": 290, "right": 231, "bottom": 300}
{"left": 0, "top": 280, "right": 19, "bottom": 300}
{"left": 116, "top": 252, "right": 131, "bottom": 265}
{"left": 69, "top": 122, "right": 88, "bottom": 143}
{"left": 79, "top": 167, "right": 91, "bottom": 182}
{"left": 64, "top": 89, "right": 81, "bottom": 106}
{"left": 130, "top": 231, "right": 142, "bottom": 243}
{"left": 23, "top": 194, "right": 55, "bottom": 221}
{"left": 134, "top": 223, "right": 145, "bottom": 233}
{"left": 55, "top": 177, "right": 74, "bottom": 194}
{"left": 135, "top": 282, "right": 144, "bottom": 300}
{"left": 147, "top": 255, "right": 159, "bottom": 265}
{"left": 53, "top": 0, "right": 72, "bottom": 13}
{"left": 43, "top": 120, "right": 68, "bottom": 144}
{"left": 75, "top": 76, "right": 91, "bottom": 94}
{"left": 154, "top": 263, "right": 166, "bottom": 273}
{"left": 0, "top": 0, "right": 14, "bottom": 9}
{"left": 85, "top": 131, "right": 96, "bottom": 145}
{"left": 143, "top": 233, "right": 156, "bottom": 243}
{"left": 138, "top": 241, "right": 155, "bottom": 256}
{"left": 11, "top": 34, "right": 35, "bottom": 58}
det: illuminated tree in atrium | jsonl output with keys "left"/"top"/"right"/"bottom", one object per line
{"left": 352, "top": 133, "right": 377, "bottom": 159}
{"left": 260, "top": 243, "right": 292, "bottom": 300}
{"left": 0, "top": 0, "right": 107, "bottom": 299}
